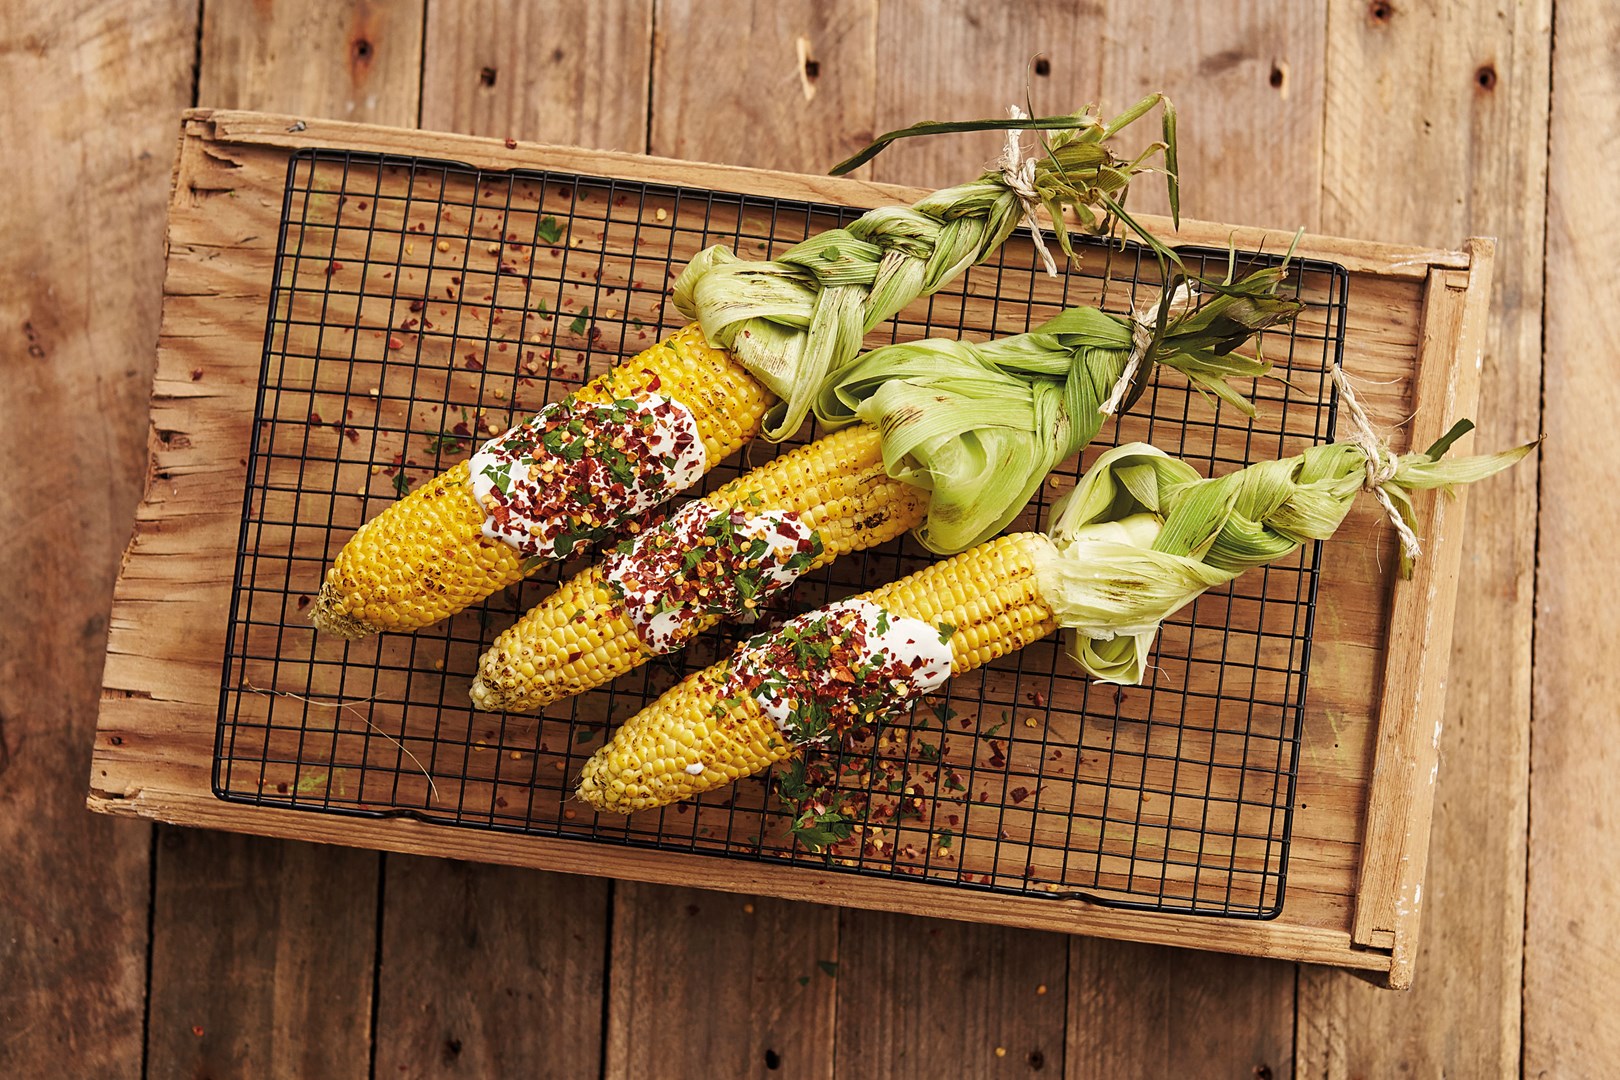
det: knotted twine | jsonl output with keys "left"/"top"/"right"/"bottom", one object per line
{"left": 1331, "top": 366, "right": 1423, "bottom": 563}
{"left": 997, "top": 105, "right": 1059, "bottom": 278}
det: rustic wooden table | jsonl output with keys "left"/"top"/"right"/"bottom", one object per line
{"left": 3, "top": 1, "right": 1602, "bottom": 1077}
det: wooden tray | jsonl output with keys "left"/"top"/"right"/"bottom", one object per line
{"left": 92, "top": 109, "right": 1492, "bottom": 989}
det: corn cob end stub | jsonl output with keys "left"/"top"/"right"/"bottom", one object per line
{"left": 309, "top": 584, "right": 377, "bottom": 640}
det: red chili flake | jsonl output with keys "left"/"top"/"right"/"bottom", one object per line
{"left": 504, "top": 137, "right": 518, "bottom": 149}
{"left": 345, "top": 427, "right": 360, "bottom": 444}
{"left": 326, "top": 260, "right": 343, "bottom": 275}
{"left": 387, "top": 336, "right": 404, "bottom": 350}
{"left": 988, "top": 741, "right": 1007, "bottom": 769}
{"left": 464, "top": 356, "right": 483, "bottom": 371}
{"left": 308, "top": 410, "right": 324, "bottom": 425}
{"left": 1026, "top": 689, "right": 1047, "bottom": 707}
{"left": 1010, "top": 786, "right": 1031, "bottom": 804}
{"left": 296, "top": 594, "right": 311, "bottom": 609}
{"left": 189, "top": 367, "right": 203, "bottom": 381}
{"left": 408, "top": 299, "right": 424, "bottom": 312}
{"left": 192, "top": 1026, "right": 205, "bottom": 1038}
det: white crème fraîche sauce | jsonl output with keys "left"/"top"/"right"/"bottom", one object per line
{"left": 602, "top": 499, "right": 818, "bottom": 654}
{"left": 468, "top": 391, "right": 706, "bottom": 558}
{"left": 728, "top": 598, "right": 954, "bottom": 739}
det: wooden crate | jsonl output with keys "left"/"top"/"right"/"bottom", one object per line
{"left": 91, "top": 110, "right": 1493, "bottom": 989}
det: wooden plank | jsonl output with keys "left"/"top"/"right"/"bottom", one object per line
{"left": 141, "top": 5, "right": 426, "bottom": 1076}
{"left": 196, "top": 108, "right": 1469, "bottom": 279}
{"left": 834, "top": 909, "right": 1068, "bottom": 1078}
{"left": 608, "top": 12, "right": 869, "bottom": 1073}
{"left": 652, "top": 0, "right": 876, "bottom": 171}
{"left": 1524, "top": 0, "right": 1620, "bottom": 1073}
{"left": 92, "top": 111, "right": 1479, "bottom": 979}
{"left": 1067, "top": 942, "right": 1295, "bottom": 1076}
{"left": 1100, "top": 0, "right": 1327, "bottom": 229}
{"left": 606, "top": 886, "right": 838, "bottom": 1080}
{"left": 376, "top": 21, "right": 653, "bottom": 1080}
{"left": 145, "top": 832, "right": 378, "bottom": 1078}
{"left": 372, "top": 857, "right": 610, "bottom": 1078}
{"left": 1349, "top": 259, "right": 1491, "bottom": 981}
{"left": 865, "top": 0, "right": 1103, "bottom": 187}
{"left": 1061, "top": 4, "right": 1327, "bottom": 1063}
{"left": 0, "top": 0, "right": 196, "bottom": 1075}
{"left": 421, "top": 0, "right": 653, "bottom": 150}
{"left": 199, "top": 0, "right": 425, "bottom": 123}
{"left": 1299, "top": 0, "right": 1548, "bottom": 1068}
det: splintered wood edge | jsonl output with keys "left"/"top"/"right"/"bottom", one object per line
{"left": 192, "top": 108, "right": 1468, "bottom": 279}
{"left": 1349, "top": 240, "right": 1495, "bottom": 989}
{"left": 85, "top": 784, "right": 1388, "bottom": 973}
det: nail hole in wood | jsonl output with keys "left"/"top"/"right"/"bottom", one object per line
{"left": 1254, "top": 1066, "right": 1274, "bottom": 1080}
{"left": 1034, "top": 57, "right": 1051, "bottom": 77}
{"left": 1027, "top": 1048, "right": 1046, "bottom": 1070}
{"left": 764, "top": 1049, "right": 782, "bottom": 1070}
{"left": 1369, "top": 1, "right": 1393, "bottom": 23}
{"left": 803, "top": 58, "right": 820, "bottom": 79}
{"left": 352, "top": 39, "right": 372, "bottom": 62}
{"left": 1476, "top": 64, "right": 1497, "bottom": 90}
{"left": 479, "top": 66, "right": 497, "bottom": 87}
{"left": 1269, "top": 64, "right": 1285, "bottom": 89}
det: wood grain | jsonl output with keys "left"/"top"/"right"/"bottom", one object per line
{"left": 833, "top": 908, "right": 1068, "bottom": 1078}
{"left": 866, "top": 0, "right": 1104, "bottom": 188}
{"left": 372, "top": 858, "right": 610, "bottom": 1078}
{"left": 606, "top": 886, "right": 837, "bottom": 1080}
{"left": 199, "top": 0, "right": 425, "bottom": 123}
{"left": 1068, "top": 941, "right": 1295, "bottom": 1077}
{"left": 142, "top": 3, "right": 427, "bottom": 1075}
{"left": 1300, "top": 0, "right": 1549, "bottom": 1070}
{"left": 652, "top": 0, "right": 877, "bottom": 171}
{"left": 0, "top": 0, "right": 196, "bottom": 1075}
{"left": 1099, "top": 0, "right": 1327, "bottom": 229}
{"left": 1525, "top": 0, "right": 1620, "bottom": 1073}
{"left": 422, "top": 0, "right": 653, "bottom": 150}
{"left": 145, "top": 831, "right": 378, "bottom": 1078}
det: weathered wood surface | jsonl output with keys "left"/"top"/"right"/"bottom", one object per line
{"left": 0, "top": 0, "right": 1574, "bottom": 1076}
{"left": 1525, "top": 0, "right": 1619, "bottom": 1074}
{"left": 0, "top": 0, "right": 196, "bottom": 1075}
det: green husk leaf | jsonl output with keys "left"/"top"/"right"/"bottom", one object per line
{"left": 1038, "top": 437, "right": 1537, "bottom": 683}
{"left": 815, "top": 262, "right": 1302, "bottom": 553}
{"left": 674, "top": 96, "right": 1179, "bottom": 441}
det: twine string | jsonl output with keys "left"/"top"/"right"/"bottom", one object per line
{"left": 1099, "top": 280, "right": 1199, "bottom": 416}
{"left": 998, "top": 105, "right": 1059, "bottom": 278}
{"left": 1331, "top": 366, "right": 1422, "bottom": 562}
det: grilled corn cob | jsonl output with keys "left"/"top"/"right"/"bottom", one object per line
{"left": 468, "top": 423, "right": 928, "bottom": 711}
{"left": 578, "top": 432, "right": 1534, "bottom": 814}
{"left": 311, "top": 325, "right": 766, "bottom": 639}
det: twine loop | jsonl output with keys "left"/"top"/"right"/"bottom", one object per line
{"left": 1099, "top": 280, "right": 1199, "bottom": 416}
{"left": 998, "top": 106, "right": 1059, "bottom": 278}
{"left": 1332, "top": 366, "right": 1422, "bottom": 563}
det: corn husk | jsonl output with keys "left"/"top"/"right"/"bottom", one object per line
{"left": 672, "top": 98, "right": 1178, "bottom": 441}
{"left": 1037, "top": 435, "right": 1537, "bottom": 683}
{"left": 814, "top": 265, "right": 1302, "bottom": 553}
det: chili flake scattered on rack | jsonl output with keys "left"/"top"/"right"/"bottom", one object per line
{"left": 467, "top": 388, "right": 705, "bottom": 559}
{"left": 603, "top": 499, "right": 823, "bottom": 654}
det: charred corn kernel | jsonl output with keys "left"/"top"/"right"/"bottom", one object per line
{"left": 311, "top": 324, "right": 769, "bottom": 639}
{"left": 577, "top": 533, "right": 1055, "bottom": 813}
{"left": 468, "top": 424, "right": 929, "bottom": 712}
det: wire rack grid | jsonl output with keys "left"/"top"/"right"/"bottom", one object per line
{"left": 214, "top": 147, "right": 1348, "bottom": 919}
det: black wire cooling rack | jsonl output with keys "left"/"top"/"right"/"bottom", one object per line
{"left": 214, "top": 147, "right": 1348, "bottom": 919}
